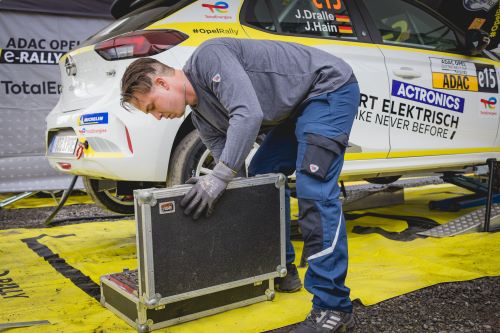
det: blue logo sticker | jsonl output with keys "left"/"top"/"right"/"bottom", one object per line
{"left": 79, "top": 112, "right": 108, "bottom": 125}
{"left": 391, "top": 80, "right": 465, "bottom": 113}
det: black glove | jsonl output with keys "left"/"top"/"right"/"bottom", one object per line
{"left": 180, "top": 162, "right": 236, "bottom": 219}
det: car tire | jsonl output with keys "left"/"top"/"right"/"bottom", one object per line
{"left": 166, "top": 130, "right": 215, "bottom": 187}
{"left": 365, "top": 175, "right": 402, "bottom": 185}
{"left": 82, "top": 177, "right": 135, "bottom": 215}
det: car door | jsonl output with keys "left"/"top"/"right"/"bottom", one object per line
{"left": 358, "top": 0, "right": 500, "bottom": 158}
{"left": 239, "top": 0, "right": 391, "bottom": 172}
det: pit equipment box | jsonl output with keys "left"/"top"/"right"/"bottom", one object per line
{"left": 100, "top": 174, "right": 287, "bottom": 332}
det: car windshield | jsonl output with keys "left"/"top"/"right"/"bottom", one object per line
{"left": 80, "top": 0, "right": 194, "bottom": 47}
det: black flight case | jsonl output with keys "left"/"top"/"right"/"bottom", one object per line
{"left": 100, "top": 174, "right": 287, "bottom": 332}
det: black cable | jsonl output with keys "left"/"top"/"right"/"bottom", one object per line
{"left": 44, "top": 175, "right": 79, "bottom": 226}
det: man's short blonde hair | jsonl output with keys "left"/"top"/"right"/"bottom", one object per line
{"left": 120, "top": 58, "right": 174, "bottom": 111}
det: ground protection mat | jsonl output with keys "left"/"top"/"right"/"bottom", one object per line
{"left": 0, "top": 194, "right": 93, "bottom": 209}
{"left": 1, "top": 184, "right": 499, "bottom": 332}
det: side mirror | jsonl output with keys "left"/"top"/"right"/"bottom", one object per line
{"left": 466, "top": 29, "right": 491, "bottom": 56}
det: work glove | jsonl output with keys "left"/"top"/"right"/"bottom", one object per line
{"left": 180, "top": 161, "right": 236, "bottom": 220}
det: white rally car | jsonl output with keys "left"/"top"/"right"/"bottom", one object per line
{"left": 46, "top": 0, "right": 500, "bottom": 214}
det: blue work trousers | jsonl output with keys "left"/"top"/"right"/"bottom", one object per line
{"left": 248, "top": 82, "right": 359, "bottom": 312}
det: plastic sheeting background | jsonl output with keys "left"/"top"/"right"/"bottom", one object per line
{"left": 0, "top": 0, "right": 114, "bottom": 18}
{"left": 0, "top": 10, "right": 110, "bottom": 192}
{"left": 0, "top": 192, "right": 93, "bottom": 209}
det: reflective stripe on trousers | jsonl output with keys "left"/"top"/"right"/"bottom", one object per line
{"left": 249, "top": 82, "right": 359, "bottom": 312}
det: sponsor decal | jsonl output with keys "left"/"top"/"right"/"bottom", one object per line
{"left": 481, "top": 96, "right": 497, "bottom": 108}
{"left": 159, "top": 201, "right": 175, "bottom": 214}
{"left": 202, "top": 1, "right": 229, "bottom": 13}
{"left": 472, "top": 63, "right": 497, "bottom": 93}
{"left": 78, "top": 127, "right": 107, "bottom": 135}
{"left": 309, "top": 164, "right": 319, "bottom": 173}
{"left": 202, "top": 1, "right": 232, "bottom": 20}
{"left": 338, "top": 26, "right": 353, "bottom": 34}
{"left": 0, "top": 270, "right": 28, "bottom": 299}
{"left": 432, "top": 73, "right": 478, "bottom": 92}
{"left": 192, "top": 27, "right": 238, "bottom": 36}
{"left": 5, "top": 37, "right": 79, "bottom": 50}
{"left": 79, "top": 113, "right": 109, "bottom": 126}
{"left": 480, "top": 96, "right": 498, "bottom": 115}
{"left": 468, "top": 17, "right": 487, "bottom": 29}
{"left": 212, "top": 73, "right": 221, "bottom": 82}
{"left": 304, "top": 21, "right": 339, "bottom": 33}
{"left": 463, "top": 0, "right": 497, "bottom": 12}
{"left": 392, "top": 80, "right": 465, "bottom": 113}
{"left": 293, "top": 1, "right": 353, "bottom": 35}
{"left": 0, "top": 49, "right": 64, "bottom": 65}
{"left": 312, "top": 0, "right": 342, "bottom": 10}
{"left": 336, "top": 15, "right": 351, "bottom": 23}
{"left": 0, "top": 38, "right": 79, "bottom": 65}
{"left": 490, "top": 5, "right": 500, "bottom": 38}
{"left": 430, "top": 58, "right": 498, "bottom": 93}
{"left": 357, "top": 93, "right": 461, "bottom": 140}
{"left": 301, "top": 20, "right": 353, "bottom": 34}
{"left": 295, "top": 10, "right": 336, "bottom": 20}
{"left": 1, "top": 80, "right": 60, "bottom": 95}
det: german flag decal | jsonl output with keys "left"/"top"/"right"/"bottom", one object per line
{"left": 338, "top": 25, "right": 353, "bottom": 34}
{"left": 336, "top": 15, "right": 350, "bottom": 23}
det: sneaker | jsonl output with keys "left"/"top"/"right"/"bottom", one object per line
{"left": 291, "top": 308, "right": 355, "bottom": 333}
{"left": 275, "top": 263, "right": 302, "bottom": 293}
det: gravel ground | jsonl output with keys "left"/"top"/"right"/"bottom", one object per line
{"left": 1, "top": 195, "right": 499, "bottom": 333}
{"left": 269, "top": 277, "right": 500, "bottom": 333}
{"left": 0, "top": 200, "right": 127, "bottom": 229}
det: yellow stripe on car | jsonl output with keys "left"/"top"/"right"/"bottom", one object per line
{"left": 345, "top": 152, "right": 388, "bottom": 160}
{"left": 59, "top": 45, "right": 95, "bottom": 64}
{"left": 345, "top": 148, "right": 500, "bottom": 160}
{"left": 388, "top": 147, "right": 500, "bottom": 158}
{"left": 79, "top": 138, "right": 125, "bottom": 158}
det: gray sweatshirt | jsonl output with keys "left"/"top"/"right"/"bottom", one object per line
{"left": 183, "top": 38, "right": 355, "bottom": 172}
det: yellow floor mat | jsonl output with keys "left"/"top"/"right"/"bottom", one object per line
{"left": 1, "top": 184, "right": 499, "bottom": 332}
{"left": 0, "top": 193, "right": 93, "bottom": 209}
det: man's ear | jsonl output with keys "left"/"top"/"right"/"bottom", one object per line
{"left": 155, "top": 76, "right": 170, "bottom": 90}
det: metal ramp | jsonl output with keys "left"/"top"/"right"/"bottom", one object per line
{"left": 341, "top": 176, "right": 443, "bottom": 212}
{"left": 418, "top": 203, "right": 500, "bottom": 238}
{"left": 342, "top": 186, "right": 404, "bottom": 211}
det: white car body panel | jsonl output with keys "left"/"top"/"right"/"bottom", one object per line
{"left": 46, "top": 0, "right": 500, "bottom": 184}
{"left": 303, "top": 42, "right": 391, "bottom": 155}
{"left": 382, "top": 47, "right": 500, "bottom": 151}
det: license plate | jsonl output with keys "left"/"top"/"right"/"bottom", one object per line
{"left": 49, "top": 135, "right": 78, "bottom": 154}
